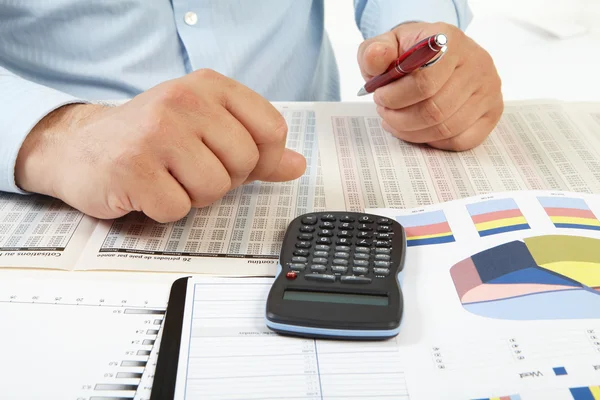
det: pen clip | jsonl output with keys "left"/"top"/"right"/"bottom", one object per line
{"left": 421, "top": 45, "right": 447, "bottom": 68}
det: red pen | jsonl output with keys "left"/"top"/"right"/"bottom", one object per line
{"left": 357, "top": 33, "right": 448, "bottom": 96}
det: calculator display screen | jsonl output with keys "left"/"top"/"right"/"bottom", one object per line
{"left": 283, "top": 289, "right": 388, "bottom": 306}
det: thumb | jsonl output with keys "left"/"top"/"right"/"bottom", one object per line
{"left": 259, "top": 148, "right": 307, "bottom": 182}
{"left": 357, "top": 32, "right": 399, "bottom": 80}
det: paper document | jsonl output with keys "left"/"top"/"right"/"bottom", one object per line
{"left": 0, "top": 276, "right": 171, "bottom": 400}
{"left": 1, "top": 100, "right": 600, "bottom": 276}
{"left": 143, "top": 189, "right": 600, "bottom": 399}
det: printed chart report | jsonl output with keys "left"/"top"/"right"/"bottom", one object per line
{"left": 0, "top": 276, "right": 170, "bottom": 400}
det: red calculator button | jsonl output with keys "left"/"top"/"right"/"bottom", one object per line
{"left": 286, "top": 272, "right": 297, "bottom": 280}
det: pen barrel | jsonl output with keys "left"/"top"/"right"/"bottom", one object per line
{"left": 364, "top": 68, "right": 405, "bottom": 94}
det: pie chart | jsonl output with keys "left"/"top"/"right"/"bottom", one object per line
{"left": 450, "top": 235, "right": 600, "bottom": 320}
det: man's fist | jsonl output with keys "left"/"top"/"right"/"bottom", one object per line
{"left": 15, "top": 69, "right": 307, "bottom": 223}
{"left": 358, "top": 22, "right": 503, "bottom": 151}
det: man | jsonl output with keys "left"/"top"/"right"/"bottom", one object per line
{"left": 0, "top": 1, "right": 503, "bottom": 223}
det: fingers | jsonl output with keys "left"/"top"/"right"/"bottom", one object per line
{"left": 261, "top": 148, "right": 308, "bottom": 182}
{"left": 380, "top": 92, "right": 502, "bottom": 144}
{"left": 187, "top": 70, "right": 306, "bottom": 183}
{"left": 164, "top": 136, "right": 232, "bottom": 209}
{"left": 199, "top": 107, "right": 259, "bottom": 188}
{"left": 428, "top": 108, "right": 503, "bottom": 151}
{"left": 373, "top": 52, "right": 459, "bottom": 110}
{"left": 128, "top": 166, "right": 192, "bottom": 223}
{"left": 357, "top": 31, "right": 400, "bottom": 80}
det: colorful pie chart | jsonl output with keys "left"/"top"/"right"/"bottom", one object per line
{"left": 450, "top": 235, "right": 600, "bottom": 320}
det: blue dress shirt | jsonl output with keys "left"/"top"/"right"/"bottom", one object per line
{"left": 0, "top": 0, "right": 471, "bottom": 194}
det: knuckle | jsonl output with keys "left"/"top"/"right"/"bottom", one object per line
{"left": 156, "top": 80, "right": 196, "bottom": 108}
{"left": 194, "top": 68, "right": 224, "bottom": 82}
{"left": 204, "top": 175, "right": 232, "bottom": 204}
{"left": 270, "top": 113, "right": 288, "bottom": 143}
{"left": 419, "top": 97, "right": 446, "bottom": 126}
{"left": 414, "top": 71, "right": 439, "bottom": 99}
{"left": 432, "top": 122, "right": 454, "bottom": 141}
{"left": 241, "top": 147, "right": 260, "bottom": 175}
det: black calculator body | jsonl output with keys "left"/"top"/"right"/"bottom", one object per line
{"left": 265, "top": 212, "right": 406, "bottom": 340}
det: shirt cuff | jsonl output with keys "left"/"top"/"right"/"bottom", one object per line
{"left": 357, "top": 0, "right": 473, "bottom": 39}
{"left": 0, "top": 78, "right": 88, "bottom": 194}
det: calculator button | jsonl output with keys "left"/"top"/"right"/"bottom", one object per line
{"left": 373, "top": 267, "right": 390, "bottom": 276}
{"left": 312, "top": 257, "right": 328, "bottom": 264}
{"left": 356, "top": 239, "right": 372, "bottom": 247}
{"left": 375, "top": 254, "right": 391, "bottom": 261}
{"left": 292, "top": 256, "right": 308, "bottom": 263}
{"left": 297, "top": 233, "right": 314, "bottom": 241}
{"left": 301, "top": 216, "right": 318, "bottom": 225}
{"left": 289, "top": 263, "right": 306, "bottom": 271}
{"left": 353, "top": 260, "right": 369, "bottom": 267}
{"left": 341, "top": 276, "right": 372, "bottom": 284}
{"left": 375, "top": 240, "right": 392, "bottom": 248}
{"left": 332, "top": 266, "right": 348, "bottom": 273}
{"left": 296, "top": 241, "right": 311, "bottom": 249}
{"left": 316, "top": 237, "right": 332, "bottom": 245}
{"left": 376, "top": 233, "right": 392, "bottom": 240}
{"left": 305, "top": 274, "right": 336, "bottom": 282}
{"left": 339, "top": 222, "right": 354, "bottom": 230}
{"left": 286, "top": 272, "right": 297, "bottom": 280}
{"left": 352, "top": 266, "right": 369, "bottom": 275}
{"left": 310, "top": 265, "right": 327, "bottom": 272}
{"left": 319, "top": 222, "right": 335, "bottom": 229}
{"left": 334, "top": 252, "right": 350, "bottom": 259}
{"left": 358, "top": 224, "right": 373, "bottom": 231}
{"left": 377, "top": 225, "right": 392, "bottom": 233}
{"left": 320, "top": 214, "right": 336, "bottom": 222}
{"left": 374, "top": 261, "right": 391, "bottom": 268}
{"left": 335, "top": 245, "right": 351, "bottom": 252}
{"left": 293, "top": 249, "right": 309, "bottom": 257}
{"left": 316, "top": 245, "right": 330, "bottom": 251}
{"left": 336, "top": 238, "right": 351, "bottom": 246}
{"left": 358, "top": 216, "right": 374, "bottom": 223}
{"left": 340, "top": 216, "right": 355, "bottom": 222}
{"left": 377, "top": 218, "right": 393, "bottom": 225}
{"left": 313, "top": 251, "right": 329, "bottom": 257}
{"left": 300, "top": 225, "right": 316, "bottom": 233}
{"left": 333, "top": 259, "right": 349, "bottom": 266}
{"left": 375, "top": 248, "right": 391, "bottom": 254}
{"left": 355, "top": 247, "right": 370, "bottom": 254}
{"left": 338, "top": 230, "right": 352, "bottom": 238}
{"left": 357, "top": 232, "right": 373, "bottom": 239}
{"left": 354, "top": 253, "right": 369, "bottom": 260}
{"left": 318, "top": 229, "right": 334, "bottom": 237}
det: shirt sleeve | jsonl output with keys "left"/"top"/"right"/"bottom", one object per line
{"left": 0, "top": 66, "right": 88, "bottom": 194}
{"left": 354, "top": 0, "right": 473, "bottom": 39}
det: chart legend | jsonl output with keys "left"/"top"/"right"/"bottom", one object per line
{"left": 538, "top": 196, "right": 600, "bottom": 231}
{"left": 553, "top": 366, "right": 568, "bottom": 376}
{"left": 467, "top": 198, "right": 530, "bottom": 237}
{"left": 395, "top": 210, "right": 454, "bottom": 247}
{"left": 450, "top": 235, "right": 600, "bottom": 320}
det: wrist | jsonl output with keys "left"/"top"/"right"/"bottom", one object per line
{"left": 15, "top": 103, "right": 105, "bottom": 197}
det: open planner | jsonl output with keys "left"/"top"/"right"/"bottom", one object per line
{"left": 1, "top": 99, "right": 600, "bottom": 399}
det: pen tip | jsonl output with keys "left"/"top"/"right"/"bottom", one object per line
{"left": 357, "top": 87, "right": 368, "bottom": 96}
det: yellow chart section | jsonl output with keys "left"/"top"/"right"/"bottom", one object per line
{"left": 475, "top": 217, "right": 527, "bottom": 232}
{"left": 408, "top": 232, "right": 453, "bottom": 241}
{"left": 540, "top": 261, "right": 600, "bottom": 287}
{"left": 551, "top": 216, "right": 600, "bottom": 226}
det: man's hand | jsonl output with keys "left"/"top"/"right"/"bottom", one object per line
{"left": 15, "top": 69, "right": 306, "bottom": 223}
{"left": 358, "top": 22, "right": 503, "bottom": 151}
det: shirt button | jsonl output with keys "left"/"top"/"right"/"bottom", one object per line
{"left": 184, "top": 11, "right": 198, "bottom": 26}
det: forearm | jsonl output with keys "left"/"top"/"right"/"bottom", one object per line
{"left": 0, "top": 66, "right": 88, "bottom": 194}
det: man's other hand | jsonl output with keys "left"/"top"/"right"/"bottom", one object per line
{"left": 15, "top": 69, "right": 307, "bottom": 223}
{"left": 358, "top": 22, "right": 503, "bottom": 151}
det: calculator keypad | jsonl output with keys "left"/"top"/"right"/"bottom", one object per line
{"left": 287, "top": 213, "right": 401, "bottom": 284}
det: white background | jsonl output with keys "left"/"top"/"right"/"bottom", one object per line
{"left": 324, "top": 0, "right": 600, "bottom": 102}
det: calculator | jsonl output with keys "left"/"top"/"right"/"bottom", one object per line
{"left": 265, "top": 212, "right": 406, "bottom": 340}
